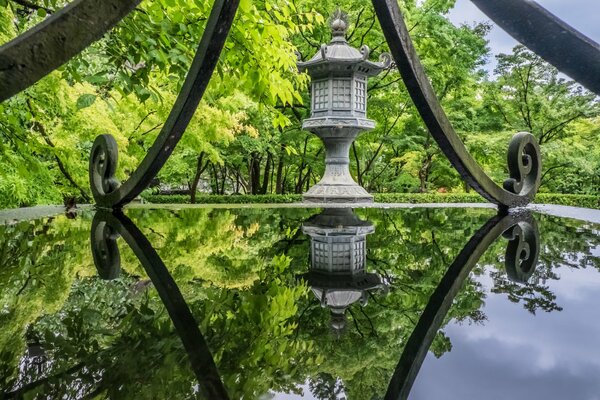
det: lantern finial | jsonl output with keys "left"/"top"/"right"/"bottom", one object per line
{"left": 330, "top": 8, "right": 348, "bottom": 40}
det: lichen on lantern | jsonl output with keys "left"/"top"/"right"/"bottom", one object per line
{"left": 298, "top": 10, "right": 392, "bottom": 203}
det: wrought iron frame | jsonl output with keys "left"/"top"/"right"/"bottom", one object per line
{"left": 1, "top": 0, "right": 598, "bottom": 209}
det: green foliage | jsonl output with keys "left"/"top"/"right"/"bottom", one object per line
{"left": 0, "top": 2, "right": 598, "bottom": 209}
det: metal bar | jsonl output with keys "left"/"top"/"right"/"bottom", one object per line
{"left": 471, "top": 0, "right": 600, "bottom": 96}
{"left": 89, "top": 0, "right": 240, "bottom": 209}
{"left": 372, "top": 0, "right": 541, "bottom": 208}
{"left": 0, "top": 0, "right": 141, "bottom": 102}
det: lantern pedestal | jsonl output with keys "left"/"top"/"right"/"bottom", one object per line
{"left": 302, "top": 118, "right": 374, "bottom": 203}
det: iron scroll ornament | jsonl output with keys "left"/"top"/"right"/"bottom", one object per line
{"left": 91, "top": 210, "right": 230, "bottom": 399}
{"left": 384, "top": 210, "right": 540, "bottom": 400}
{"left": 372, "top": 0, "right": 542, "bottom": 208}
{"left": 89, "top": 0, "right": 240, "bottom": 209}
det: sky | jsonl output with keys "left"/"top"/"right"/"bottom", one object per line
{"left": 447, "top": 0, "right": 600, "bottom": 71}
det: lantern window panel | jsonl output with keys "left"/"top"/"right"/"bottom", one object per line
{"left": 313, "top": 81, "right": 329, "bottom": 111}
{"left": 332, "top": 79, "right": 352, "bottom": 109}
{"left": 355, "top": 79, "right": 366, "bottom": 111}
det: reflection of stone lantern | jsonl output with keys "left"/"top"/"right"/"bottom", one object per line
{"left": 21, "top": 337, "right": 48, "bottom": 379}
{"left": 298, "top": 10, "right": 391, "bottom": 203}
{"left": 301, "top": 209, "right": 387, "bottom": 335}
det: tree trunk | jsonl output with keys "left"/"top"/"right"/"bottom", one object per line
{"left": 260, "top": 152, "right": 272, "bottom": 194}
{"left": 210, "top": 163, "right": 219, "bottom": 194}
{"left": 418, "top": 154, "right": 433, "bottom": 193}
{"left": 352, "top": 142, "right": 363, "bottom": 186}
{"left": 219, "top": 164, "right": 227, "bottom": 194}
{"left": 275, "top": 146, "right": 285, "bottom": 194}
{"left": 249, "top": 152, "right": 261, "bottom": 195}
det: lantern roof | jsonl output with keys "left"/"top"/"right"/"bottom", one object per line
{"left": 297, "top": 9, "right": 392, "bottom": 77}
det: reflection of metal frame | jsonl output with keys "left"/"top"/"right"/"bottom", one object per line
{"left": 384, "top": 211, "right": 540, "bottom": 400}
{"left": 89, "top": 207, "right": 538, "bottom": 398}
{"left": 91, "top": 211, "right": 229, "bottom": 399}
{"left": 3, "top": 0, "right": 597, "bottom": 208}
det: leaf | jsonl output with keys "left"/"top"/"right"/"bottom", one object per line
{"left": 36, "top": 8, "right": 47, "bottom": 18}
{"left": 76, "top": 94, "right": 97, "bottom": 110}
{"left": 239, "top": 0, "right": 251, "bottom": 12}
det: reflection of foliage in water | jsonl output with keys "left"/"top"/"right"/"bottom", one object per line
{"left": 0, "top": 208, "right": 599, "bottom": 399}
{"left": 0, "top": 216, "right": 94, "bottom": 390}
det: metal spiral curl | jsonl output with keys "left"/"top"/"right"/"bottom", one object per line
{"left": 503, "top": 220, "right": 540, "bottom": 283}
{"left": 90, "top": 213, "right": 121, "bottom": 280}
{"left": 503, "top": 132, "right": 541, "bottom": 196}
{"left": 89, "top": 134, "right": 121, "bottom": 201}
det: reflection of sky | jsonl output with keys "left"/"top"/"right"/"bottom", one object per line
{"left": 411, "top": 261, "right": 600, "bottom": 400}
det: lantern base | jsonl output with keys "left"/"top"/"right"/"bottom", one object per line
{"left": 303, "top": 183, "right": 373, "bottom": 203}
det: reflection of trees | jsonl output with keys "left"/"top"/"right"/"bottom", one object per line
{"left": 0, "top": 207, "right": 599, "bottom": 399}
{"left": 484, "top": 215, "right": 600, "bottom": 314}
{"left": 2, "top": 208, "right": 319, "bottom": 399}
{"left": 308, "top": 372, "right": 345, "bottom": 400}
{"left": 0, "top": 216, "right": 93, "bottom": 391}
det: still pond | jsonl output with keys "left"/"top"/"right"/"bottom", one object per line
{"left": 1, "top": 206, "right": 599, "bottom": 399}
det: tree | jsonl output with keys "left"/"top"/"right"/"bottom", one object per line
{"left": 483, "top": 45, "right": 600, "bottom": 145}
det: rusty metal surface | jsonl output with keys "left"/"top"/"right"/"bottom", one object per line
{"left": 0, "top": 0, "right": 141, "bottom": 102}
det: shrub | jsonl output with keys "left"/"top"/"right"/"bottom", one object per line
{"left": 141, "top": 192, "right": 599, "bottom": 209}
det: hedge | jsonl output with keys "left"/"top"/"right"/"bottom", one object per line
{"left": 141, "top": 192, "right": 599, "bottom": 209}
{"left": 143, "top": 193, "right": 303, "bottom": 204}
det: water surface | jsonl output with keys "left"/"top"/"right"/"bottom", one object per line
{"left": 1, "top": 206, "right": 598, "bottom": 399}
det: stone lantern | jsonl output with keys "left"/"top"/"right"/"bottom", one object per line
{"left": 298, "top": 10, "right": 391, "bottom": 203}
{"left": 301, "top": 208, "right": 388, "bottom": 335}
